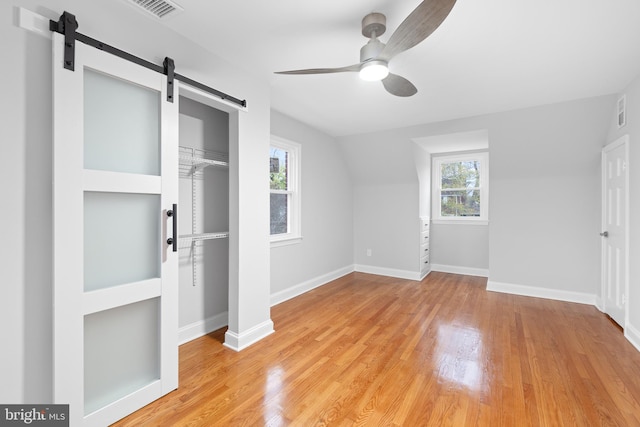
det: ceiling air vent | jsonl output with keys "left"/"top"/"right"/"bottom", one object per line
{"left": 127, "top": 0, "right": 184, "bottom": 19}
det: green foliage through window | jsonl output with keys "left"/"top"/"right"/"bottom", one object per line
{"left": 270, "top": 147, "right": 289, "bottom": 235}
{"left": 440, "top": 160, "right": 481, "bottom": 217}
{"left": 270, "top": 148, "right": 288, "bottom": 190}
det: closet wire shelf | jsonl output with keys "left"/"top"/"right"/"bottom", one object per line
{"left": 178, "top": 146, "right": 229, "bottom": 286}
{"left": 179, "top": 146, "right": 228, "bottom": 176}
{"left": 178, "top": 232, "right": 229, "bottom": 249}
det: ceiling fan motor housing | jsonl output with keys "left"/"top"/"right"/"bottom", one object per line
{"left": 360, "top": 38, "right": 386, "bottom": 62}
{"left": 361, "top": 12, "right": 386, "bottom": 38}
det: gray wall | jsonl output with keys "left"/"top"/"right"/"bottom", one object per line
{"left": 430, "top": 224, "right": 489, "bottom": 271}
{"left": 487, "top": 99, "right": 610, "bottom": 291}
{"left": 339, "top": 95, "right": 615, "bottom": 292}
{"left": 353, "top": 183, "right": 419, "bottom": 272}
{"left": 2, "top": 0, "right": 271, "bottom": 403}
{"left": 1, "top": 4, "right": 53, "bottom": 404}
{"left": 412, "top": 143, "right": 431, "bottom": 217}
{"left": 270, "top": 110, "right": 353, "bottom": 297}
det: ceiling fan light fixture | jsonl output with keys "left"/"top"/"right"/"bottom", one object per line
{"left": 359, "top": 60, "right": 389, "bottom": 81}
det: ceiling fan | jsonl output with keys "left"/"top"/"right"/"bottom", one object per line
{"left": 274, "top": 0, "right": 457, "bottom": 97}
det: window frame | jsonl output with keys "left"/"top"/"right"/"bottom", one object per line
{"left": 270, "top": 135, "right": 302, "bottom": 246}
{"left": 432, "top": 151, "right": 489, "bottom": 225}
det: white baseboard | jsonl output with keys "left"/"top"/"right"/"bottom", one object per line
{"left": 178, "top": 312, "right": 228, "bottom": 345}
{"left": 625, "top": 323, "right": 640, "bottom": 353}
{"left": 431, "top": 264, "right": 489, "bottom": 278}
{"left": 487, "top": 280, "right": 597, "bottom": 305}
{"left": 271, "top": 265, "right": 354, "bottom": 306}
{"left": 354, "top": 264, "right": 421, "bottom": 281}
{"left": 224, "top": 319, "right": 275, "bottom": 352}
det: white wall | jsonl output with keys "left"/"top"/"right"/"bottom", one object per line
{"left": 339, "top": 95, "right": 614, "bottom": 292}
{"left": 269, "top": 110, "right": 354, "bottom": 303}
{"left": 2, "top": 0, "right": 271, "bottom": 403}
{"left": 607, "top": 74, "right": 640, "bottom": 348}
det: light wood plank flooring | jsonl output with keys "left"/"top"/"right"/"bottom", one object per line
{"left": 114, "top": 272, "right": 640, "bottom": 426}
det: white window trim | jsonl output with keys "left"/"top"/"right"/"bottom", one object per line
{"left": 270, "top": 135, "right": 302, "bottom": 246}
{"left": 432, "top": 151, "right": 489, "bottom": 225}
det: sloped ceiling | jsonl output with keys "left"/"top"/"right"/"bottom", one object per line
{"left": 154, "top": 0, "right": 640, "bottom": 137}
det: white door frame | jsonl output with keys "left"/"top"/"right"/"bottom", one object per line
{"left": 601, "top": 134, "right": 629, "bottom": 328}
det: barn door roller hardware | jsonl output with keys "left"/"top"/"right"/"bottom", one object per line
{"left": 49, "top": 11, "right": 77, "bottom": 71}
{"left": 48, "top": 11, "right": 247, "bottom": 108}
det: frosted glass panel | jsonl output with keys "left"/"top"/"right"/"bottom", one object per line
{"left": 84, "top": 69, "right": 160, "bottom": 175}
{"left": 84, "top": 192, "right": 160, "bottom": 291}
{"left": 84, "top": 298, "right": 159, "bottom": 415}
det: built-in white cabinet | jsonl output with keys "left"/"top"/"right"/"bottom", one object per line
{"left": 420, "top": 217, "right": 431, "bottom": 278}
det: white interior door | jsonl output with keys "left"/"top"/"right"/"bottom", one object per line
{"left": 601, "top": 135, "right": 629, "bottom": 328}
{"left": 52, "top": 33, "right": 179, "bottom": 426}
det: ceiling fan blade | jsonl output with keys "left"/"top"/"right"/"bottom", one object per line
{"left": 382, "top": 73, "right": 418, "bottom": 97}
{"left": 275, "top": 64, "right": 361, "bottom": 75}
{"left": 379, "top": 0, "right": 456, "bottom": 62}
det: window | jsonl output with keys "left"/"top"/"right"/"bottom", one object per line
{"left": 432, "top": 152, "right": 488, "bottom": 224}
{"left": 270, "top": 136, "right": 301, "bottom": 245}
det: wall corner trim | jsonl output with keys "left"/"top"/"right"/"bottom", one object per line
{"left": 224, "top": 320, "right": 275, "bottom": 352}
{"left": 486, "top": 280, "right": 597, "bottom": 306}
{"left": 625, "top": 324, "right": 640, "bottom": 353}
{"left": 431, "top": 264, "right": 489, "bottom": 278}
{"left": 354, "top": 264, "right": 421, "bottom": 281}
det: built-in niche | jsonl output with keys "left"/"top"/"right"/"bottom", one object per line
{"left": 413, "top": 129, "right": 490, "bottom": 276}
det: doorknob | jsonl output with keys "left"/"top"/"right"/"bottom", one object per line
{"left": 600, "top": 231, "right": 609, "bottom": 237}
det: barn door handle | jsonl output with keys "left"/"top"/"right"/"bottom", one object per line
{"left": 167, "top": 204, "right": 177, "bottom": 252}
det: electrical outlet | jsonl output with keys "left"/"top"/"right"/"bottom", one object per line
{"left": 366, "top": 249, "right": 372, "bottom": 256}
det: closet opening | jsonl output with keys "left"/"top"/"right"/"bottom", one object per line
{"left": 177, "top": 94, "right": 230, "bottom": 344}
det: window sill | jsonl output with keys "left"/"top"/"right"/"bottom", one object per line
{"left": 270, "top": 236, "right": 303, "bottom": 248}
{"left": 432, "top": 219, "right": 489, "bottom": 226}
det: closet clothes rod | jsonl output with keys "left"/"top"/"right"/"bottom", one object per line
{"left": 49, "top": 10, "right": 247, "bottom": 109}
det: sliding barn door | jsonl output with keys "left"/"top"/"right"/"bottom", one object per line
{"left": 52, "top": 32, "right": 179, "bottom": 426}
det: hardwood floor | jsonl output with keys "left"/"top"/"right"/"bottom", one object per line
{"left": 113, "top": 272, "right": 640, "bottom": 426}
